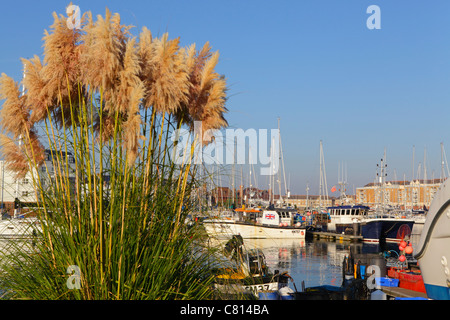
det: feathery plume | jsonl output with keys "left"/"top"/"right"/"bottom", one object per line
{"left": 177, "top": 43, "right": 228, "bottom": 144}
{"left": 0, "top": 135, "right": 29, "bottom": 179}
{"left": 42, "top": 12, "right": 84, "bottom": 94}
{"left": 80, "top": 9, "right": 130, "bottom": 99}
{"left": 140, "top": 33, "right": 189, "bottom": 114}
{"left": 21, "top": 56, "right": 52, "bottom": 125}
{"left": 0, "top": 73, "right": 29, "bottom": 139}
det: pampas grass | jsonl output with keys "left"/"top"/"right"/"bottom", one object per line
{"left": 0, "top": 5, "right": 229, "bottom": 300}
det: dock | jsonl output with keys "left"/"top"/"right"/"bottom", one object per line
{"left": 307, "top": 230, "right": 363, "bottom": 242}
{"left": 380, "top": 286, "right": 429, "bottom": 299}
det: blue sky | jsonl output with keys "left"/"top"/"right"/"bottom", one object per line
{"left": 1, "top": 1, "right": 450, "bottom": 195}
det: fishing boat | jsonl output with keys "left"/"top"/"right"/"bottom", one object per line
{"left": 203, "top": 206, "right": 307, "bottom": 240}
{"left": 213, "top": 235, "right": 295, "bottom": 298}
{"left": 359, "top": 214, "right": 415, "bottom": 243}
{"left": 204, "top": 118, "right": 308, "bottom": 240}
{"left": 358, "top": 153, "right": 415, "bottom": 243}
{"left": 326, "top": 160, "right": 371, "bottom": 235}
{"left": 327, "top": 205, "right": 370, "bottom": 234}
{"left": 415, "top": 178, "right": 450, "bottom": 300}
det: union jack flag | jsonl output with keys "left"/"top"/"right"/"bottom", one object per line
{"left": 265, "top": 214, "right": 275, "bottom": 220}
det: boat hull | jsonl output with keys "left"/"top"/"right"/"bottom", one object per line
{"left": 360, "top": 219, "right": 414, "bottom": 243}
{"left": 203, "top": 220, "right": 306, "bottom": 239}
{"left": 214, "top": 280, "right": 283, "bottom": 298}
{"left": 0, "top": 218, "right": 41, "bottom": 239}
{"left": 415, "top": 179, "right": 450, "bottom": 300}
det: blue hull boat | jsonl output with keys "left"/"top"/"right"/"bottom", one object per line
{"left": 360, "top": 218, "right": 414, "bottom": 243}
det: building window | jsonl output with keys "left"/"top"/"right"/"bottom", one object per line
{"left": 22, "top": 191, "right": 29, "bottom": 197}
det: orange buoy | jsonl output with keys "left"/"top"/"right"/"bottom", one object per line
{"left": 399, "top": 255, "right": 406, "bottom": 262}
{"left": 405, "top": 245, "right": 413, "bottom": 254}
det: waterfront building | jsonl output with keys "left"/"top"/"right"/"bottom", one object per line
{"left": 0, "top": 149, "right": 77, "bottom": 215}
{"left": 0, "top": 161, "right": 36, "bottom": 210}
{"left": 355, "top": 179, "right": 442, "bottom": 209}
{"left": 275, "top": 194, "right": 335, "bottom": 210}
{"left": 208, "top": 186, "right": 337, "bottom": 210}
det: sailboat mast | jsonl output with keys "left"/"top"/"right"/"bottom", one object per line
{"left": 277, "top": 118, "right": 282, "bottom": 204}
{"left": 306, "top": 182, "right": 309, "bottom": 209}
{"left": 278, "top": 118, "right": 288, "bottom": 202}
{"left": 232, "top": 138, "right": 235, "bottom": 207}
{"left": 318, "top": 141, "right": 328, "bottom": 209}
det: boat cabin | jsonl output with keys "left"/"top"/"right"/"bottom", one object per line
{"left": 258, "top": 208, "right": 298, "bottom": 226}
{"left": 327, "top": 205, "right": 370, "bottom": 217}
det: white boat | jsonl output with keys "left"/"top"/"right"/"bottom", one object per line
{"left": 408, "top": 210, "right": 427, "bottom": 235}
{"left": 326, "top": 205, "right": 370, "bottom": 234}
{"left": 0, "top": 217, "right": 41, "bottom": 239}
{"left": 415, "top": 178, "right": 450, "bottom": 300}
{"left": 203, "top": 207, "right": 307, "bottom": 240}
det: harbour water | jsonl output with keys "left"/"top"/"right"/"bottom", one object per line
{"left": 245, "top": 234, "right": 422, "bottom": 290}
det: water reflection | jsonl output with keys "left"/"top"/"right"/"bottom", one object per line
{"left": 242, "top": 234, "right": 422, "bottom": 289}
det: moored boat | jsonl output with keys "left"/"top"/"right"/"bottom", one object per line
{"left": 357, "top": 152, "right": 415, "bottom": 244}
{"left": 326, "top": 205, "right": 370, "bottom": 234}
{"left": 415, "top": 178, "right": 450, "bottom": 300}
{"left": 360, "top": 215, "right": 415, "bottom": 243}
{"left": 0, "top": 217, "right": 41, "bottom": 239}
{"left": 203, "top": 206, "right": 307, "bottom": 240}
{"left": 213, "top": 235, "right": 295, "bottom": 298}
